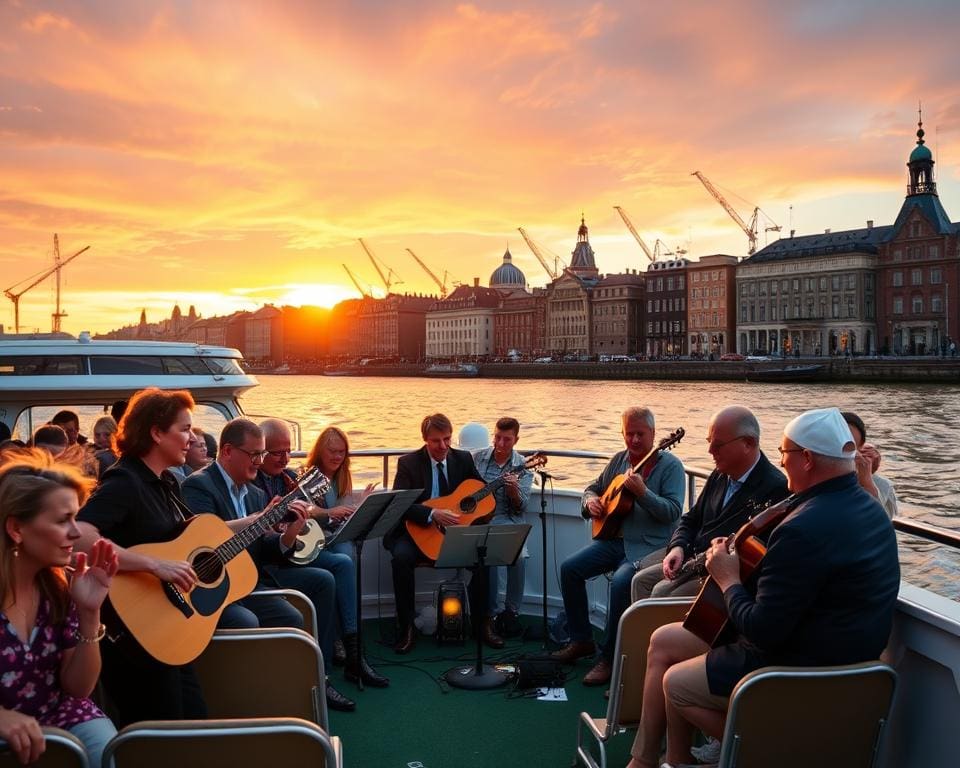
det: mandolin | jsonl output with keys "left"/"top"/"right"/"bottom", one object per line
{"left": 107, "top": 467, "right": 330, "bottom": 665}
{"left": 681, "top": 494, "right": 799, "bottom": 647}
{"left": 593, "top": 428, "right": 685, "bottom": 540}
{"left": 406, "top": 453, "right": 547, "bottom": 561}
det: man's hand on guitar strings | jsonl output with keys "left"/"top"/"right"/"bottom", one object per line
{"left": 279, "top": 501, "right": 310, "bottom": 547}
{"left": 431, "top": 508, "right": 461, "bottom": 527}
{"left": 705, "top": 537, "right": 741, "bottom": 591}
{"left": 585, "top": 498, "right": 604, "bottom": 519}
{"left": 622, "top": 468, "right": 647, "bottom": 498}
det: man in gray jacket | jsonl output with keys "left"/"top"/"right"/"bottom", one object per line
{"left": 552, "top": 406, "right": 685, "bottom": 686}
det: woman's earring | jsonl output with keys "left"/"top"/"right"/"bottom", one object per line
{"left": 12, "top": 543, "right": 19, "bottom": 558}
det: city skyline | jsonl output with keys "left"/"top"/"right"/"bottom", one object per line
{"left": 2, "top": 0, "right": 959, "bottom": 334}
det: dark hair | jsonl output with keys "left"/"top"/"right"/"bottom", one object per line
{"left": 50, "top": 410, "right": 80, "bottom": 428}
{"left": 202, "top": 431, "right": 218, "bottom": 460}
{"left": 495, "top": 417, "right": 520, "bottom": 435}
{"left": 841, "top": 411, "right": 866, "bottom": 445}
{"left": 219, "top": 418, "right": 261, "bottom": 449}
{"left": 115, "top": 388, "right": 195, "bottom": 458}
{"left": 420, "top": 413, "right": 452, "bottom": 439}
{"left": 0, "top": 422, "right": 10, "bottom": 442}
{"left": 110, "top": 399, "right": 129, "bottom": 423}
{"left": 33, "top": 424, "right": 68, "bottom": 449}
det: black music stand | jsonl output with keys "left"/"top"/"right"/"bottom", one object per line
{"left": 436, "top": 523, "right": 531, "bottom": 690}
{"left": 325, "top": 489, "right": 420, "bottom": 690}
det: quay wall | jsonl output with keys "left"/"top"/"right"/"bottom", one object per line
{"left": 304, "top": 359, "right": 960, "bottom": 383}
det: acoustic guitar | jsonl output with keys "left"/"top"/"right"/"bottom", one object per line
{"left": 593, "top": 428, "right": 685, "bottom": 540}
{"left": 276, "top": 470, "right": 328, "bottom": 565}
{"left": 107, "top": 467, "right": 330, "bottom": 665}
{"left": 682, "top": 494, "right": 799, "bottom": 647}
{"left": 406, "top": 453, "right": 547, "bottom": 561}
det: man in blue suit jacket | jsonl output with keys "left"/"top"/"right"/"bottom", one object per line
{"left": 182, "top": 419, "right": 353, "bottom": 712}
{"left": 627, "top": 408, "right": 900, "bottom": 768}
{"left": 552, "top": 406, "right": 686, "bottom": 686}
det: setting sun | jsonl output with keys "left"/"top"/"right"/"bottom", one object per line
{"left": 278, "top": 283, "right": 360, "bottom": 309}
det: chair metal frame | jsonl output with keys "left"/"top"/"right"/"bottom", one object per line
{"left": 245, "top": 587, "right": 319, "bottom": 642}
{"left": 102, "top": 717, "right": 342, "bottom": 768}
{"left": 576, "top": 597, "right": 695, "bottom": 768}
{"left": 0, "top": 727, "right": 89, "bottom": 768}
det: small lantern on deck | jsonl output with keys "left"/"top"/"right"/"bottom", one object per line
{"left": 436, "top": 581, "right": 467, "bottom": 644}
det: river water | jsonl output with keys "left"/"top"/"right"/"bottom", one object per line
{"left": 242, "top": 375, "right": 960, "bottom": 599}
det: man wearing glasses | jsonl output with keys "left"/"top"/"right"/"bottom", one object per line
{"left": 632, "top": 405, "right": 788, "bottom": 604}
{"left": 182, "top": 419, "right": 354, "bottom": 712}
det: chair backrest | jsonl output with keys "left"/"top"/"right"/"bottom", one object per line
{"left": 606, "top": 598, "right": 695, "bottom": 733}
{"left": 196, "top": 627, "right": 328, "bottom": 729}
{"left": 103, "top": 718, "right": 341, "bottom": 768}
{"left": 247, "top": 588, "right": 318, "bottom": 642}
{"left": 0, "top": 728, "right": 89, "bottom": 768}
{"left": 719, "top": 661, "right": 897, "bottom": 768}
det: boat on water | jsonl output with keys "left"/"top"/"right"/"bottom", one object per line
{"left": 747, "top": 364, "right": 825, "bottom": 383}
{"left": 1, "top": 333, "right": 956, "bottom": 767}
{"left": 423, "top": 361, "right": 479, "bottom": 377}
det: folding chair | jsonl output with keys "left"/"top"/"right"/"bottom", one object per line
{"left": 0, "top": 727, "right": 88, "bottom": 768}
{"left": 248, "top": 587, "right": 318, "bottom": 641}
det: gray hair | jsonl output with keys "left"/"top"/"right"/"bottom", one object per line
{"left": 712, "top": 405, "right": 760, "bottom": 441}
{"left": 259, "top": 418, "right": 291, "bottom": 442}
{"left": 621, "top": 407, "right": 655, "bottom": 430}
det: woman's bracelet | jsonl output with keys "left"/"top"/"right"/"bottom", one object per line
{"left": 76, "top": 623, "right": 107, "bottom": 644}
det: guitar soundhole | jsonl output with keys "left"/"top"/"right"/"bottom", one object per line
{"left": 192, "top": 550, "right": 223, "bottom": 586}
{"left": 460, "top": 497, "right": 477, "bottom": 513}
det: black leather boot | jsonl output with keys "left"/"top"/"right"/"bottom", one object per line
{"left": 325, "top": 679, "right": 356, "bottom": 712}
{"left": 332, "top": 637, "right": 347, "bottom": 667}
{"left": 344, "top": 633, "right": 390, "bottom": 688}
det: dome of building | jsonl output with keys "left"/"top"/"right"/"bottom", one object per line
{"left": 489, "top": 248, "right": 526, "bottom": 288}
{"left": 910, "top": 142, "right": 932, "bottom": 163}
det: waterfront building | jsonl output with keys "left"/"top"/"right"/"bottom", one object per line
{"left": 425, "top": 280, "right": 504, "bottom": 358}
{"left": 544, "top": 217, "right": 600, "bottom": 356}
{"left": 687, "top": 254, "right": 738, "bottom": 358}
{"left": 328, "top": 298, "right": 361, "bottom": 358}
{"left": 876, "top": 119, "right": 960, "bottom": 355}
{"left": 356, "top": 293, "right": 435, "bottom": 360}
{"left": 488, "top": 250, "right": 547, "bottom": 356}
{"left": 592, "top": 270, "right": 645, "bottom": 356}
{"left": 243, "top": 305, "right": 283, "bottom": 361}
{"left": 645, "top": 258, "right": 690, "bottom": 357}
{"left": 735, "top": 229, "right": 883, "bottom": 356}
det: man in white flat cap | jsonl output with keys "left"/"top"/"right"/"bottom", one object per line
{"left": 626, "top": 407, "right": 900, "bottom": 768}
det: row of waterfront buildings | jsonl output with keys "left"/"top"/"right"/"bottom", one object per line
{"left": 100, "top": 122, "right": 959, "bottom": 361}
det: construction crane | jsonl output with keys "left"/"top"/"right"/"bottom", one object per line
{"left": 517, "top": 227, "right": 566, "bottom": 281}
{"left": 341, "top": 264, "right": 370, "bottom": 297}
{"left": 357, "top": 238, "right": 402, "bottom": 293}
{"left": 613, "top": 206, "right": 656, "bottom": 263}
{"left": 405, "top": 248, "right": 449, "bottom": 297}
{"left": 3, "top": 234, "right": 89, "bottom": 333}
{"left": 691, "top": 171, "right": 781, "bottom": 255}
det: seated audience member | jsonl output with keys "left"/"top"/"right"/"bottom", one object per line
{"left": 471, "top": 417, "right": 533, "bottom": 641}
{"left": 32, "top": 425, "right": 69, "bottom": 458}
{"left": 553, "top": 406, "right": 685, "bottom": 686}
{"left": 0, "top": 450, "right": 120, "bottom": 768}
{"left": 256, "top": 420, "right": 387, "bottom": 688}
{"left": 167, "top": 428, "right": 208, "bottom": 484}
{"left": 625, "top": 408, "right": 899, "bottom": 768}
{"left": 633, "top": 406, "right": 788, "bottom": 600}
{"left": 181, "top": 418, "right": 356, "bottom": 711}
{"left": 201, "top": 431, "right": 218, "bottom": 460}
{"left": 91, "top": 416, "right": 118, "bottom": 477}
{"left": 50, "top": 411, "right": 86, "bottom": 447}
{"left": 842, "top": 411, "right": 898, "bottom": 519}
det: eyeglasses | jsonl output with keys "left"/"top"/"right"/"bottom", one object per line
{"left": 266, "top": 449, "right": 292, "bottom": 458}
{"left": 234, "top": 447, "right": 269, "bottom": 464}
{"left": 777, "top": 447, "right": 805, "bottom": 456}
{"left": 708, "top": 435, "right": 747, "bottom": 450}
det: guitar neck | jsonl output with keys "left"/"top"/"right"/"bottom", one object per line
{"left": 215, "top": 494, "right": 299, "bottom": 563}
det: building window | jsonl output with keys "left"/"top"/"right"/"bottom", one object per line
{"left": 893, "top": 297, "right": 903, "bottom": 314}
{"left": 893, "top": 249, "right": 902, "bottom": 262}
{"left": 832, "top": 297, "right": 840, "bottom": 318}
{"left": 770, "top": 281, "right": 777, "bottom": 296}
{"left": 846, "top": 274, "right": 855, "bottom": 290}
{"left": 911, "top": 269, "right": 922, "bottom": 286}
{"left": 819, "top": 276, "right": 827, "bottom": 291}
{"left": 781, "top": 279, "right": 789, "bottom": 293}
{"left": 792, "top": 278, "right": 800, "bottom": 292}
{"left": 740, "top": 304, "right": 747, "bottom": 322}
{"left": 846, "top": 296, "right": 855, "bottom": 318}
{"left": 930, "top": 245, "right": 940, "bottom": 259}
{"left": 806, "top": 299, "right": 814, "bottom": 318}
{"left": 931, "top": 267, "right": 943, "bottom": 284}
{"left": 910, "top": 222, "right": 921, "bottom": 237}
{"left": 892, "top": 271, "right": 903, "bottom": 287}
{"left": 771, "top": 303, "right": 777, "bottom": 321}
{"left": 759, "top": 282, "right": 767, "bottom": 296}
{"left": 912, "top": 296, "right": 924, "bottom": 313}
{"left": 678, "top": 276, "right": 685, "bottom": 289}
{"left": 932, "top": 294, "right": 943, "bottom": 312}
{"left": 805, "top": 278, "right": 814, "bottom": 292}
{"left": 831, "top": 275, "right": 840, "bottom": 291}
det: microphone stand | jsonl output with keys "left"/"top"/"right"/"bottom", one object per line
{"left": 535, "top": 468, "right": 552, "bottom": 650}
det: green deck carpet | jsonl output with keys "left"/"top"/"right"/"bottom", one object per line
{"left": 327, "top": 618, "right": 635, "bottom": 768}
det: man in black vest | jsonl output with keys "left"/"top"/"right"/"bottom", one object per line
{"left": 631, "top": 405, "right": 788, "bottom": 601}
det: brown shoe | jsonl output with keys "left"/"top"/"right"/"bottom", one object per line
{"left": 393, "top": 625, "right": 416, "bottom": 654}
{"left": 481, "top": 617, "right": 505, "bottom": 649}
{"left": 583, "top": 657, "right": 612, "bottom": 686}
{"left": 550, "top": 640, "right": 596, "bottom": 664}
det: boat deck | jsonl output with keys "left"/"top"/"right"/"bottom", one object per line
{"left": 328, "top": 617, "right": 623, "bottom": 768}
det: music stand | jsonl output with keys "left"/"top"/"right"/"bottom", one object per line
{"left": 436, "top": 523, "right": 531, "bottom": 690}
{"left": 326, "top": 489, "right": 420, "bottom": 690}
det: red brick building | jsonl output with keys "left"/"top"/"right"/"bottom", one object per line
{"left": 687, "top": 254, "right": 738, "bottom": 358}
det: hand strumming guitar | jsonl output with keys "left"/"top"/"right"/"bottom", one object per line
{"left": 585, "top": 497, "right": 605, "bottom": 519}
{"left": 622, "top": 468, "right": 647, "bottom": 498}
{"left": 705, "top": 536, "right": 741, "bottom": 591}
{"left": 280, "top": 500, "right": 310, "bottom": 549}
{"left": 431, "top": 509, "right": 461, "bottom": 528}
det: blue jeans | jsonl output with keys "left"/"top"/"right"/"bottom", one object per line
{"left": 311, "top": 548, "right": 358, "bottom": 634}
{"left": 263, "top": 564, "right": 337, "bottom": 665}
{"left": 559, "top": 539, "right": 638, "bottom": 659}
{"left": 69, "top": 717, "right": 117, "bottom": 768}
{"left": 487, "top": 558, "right": 526, "bottom": 616}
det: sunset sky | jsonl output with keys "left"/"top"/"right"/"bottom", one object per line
{"left": 2, "top": 0, "right": 959, "bottom": 334}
